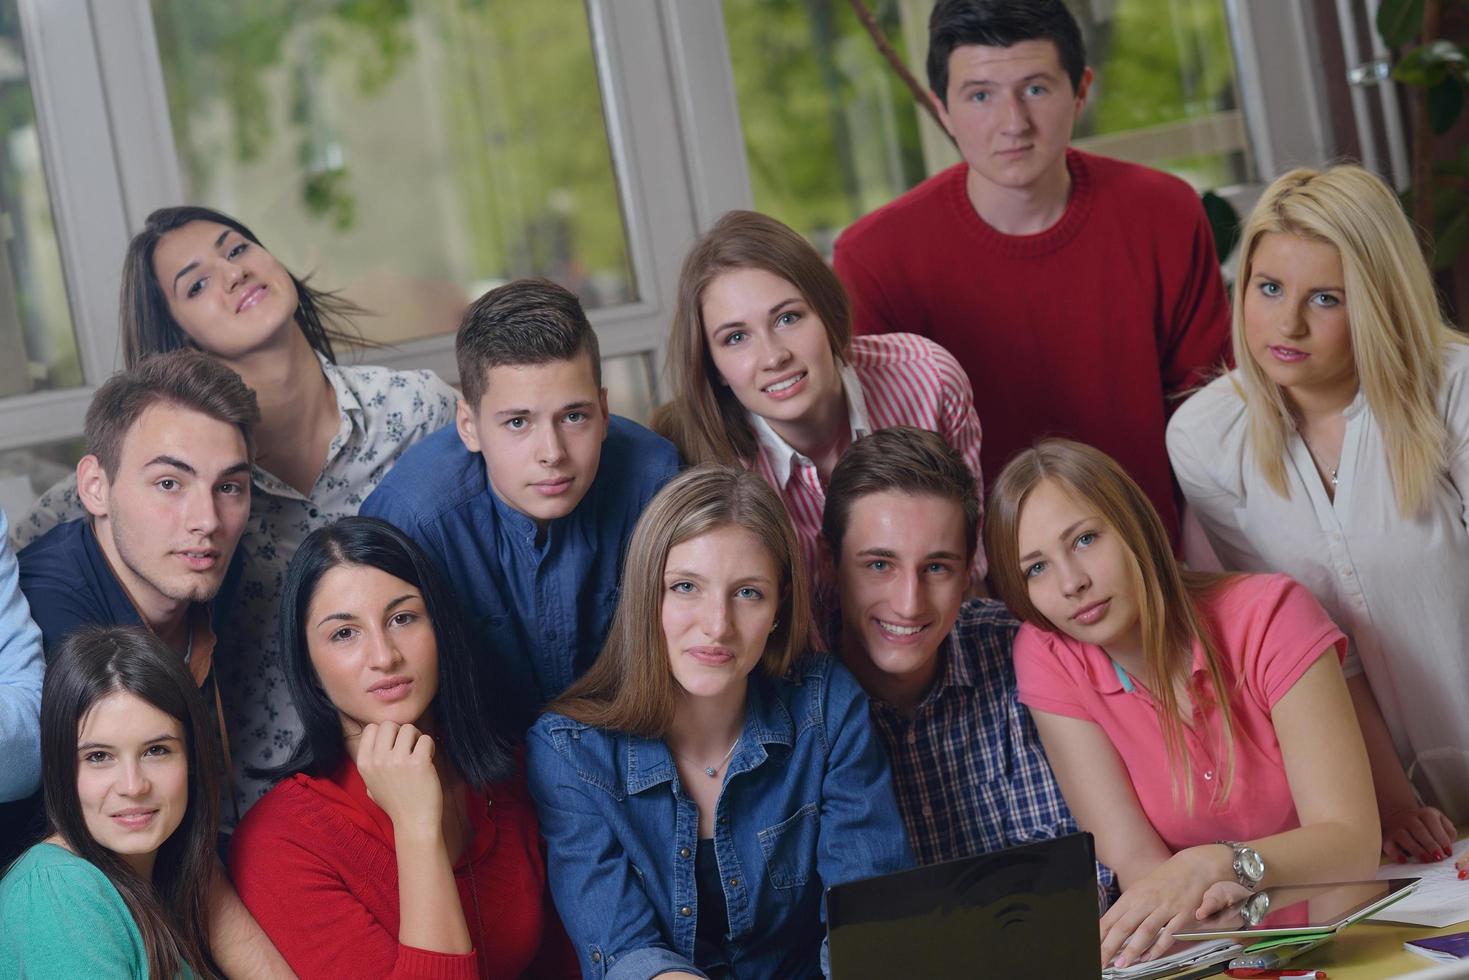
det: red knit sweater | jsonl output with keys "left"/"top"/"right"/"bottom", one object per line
{"left": 833, "top": 150, "right": 1231, "bottom": 543}
{"left": 228, "top": 759, "right": 576, "bottom": 980}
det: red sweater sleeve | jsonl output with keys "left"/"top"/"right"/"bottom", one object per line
{"left": 1159, "top": 198, "right": 1233, "bottom": 408}
{"left": 228, "top": 782, "right": 478, "bottom": 980}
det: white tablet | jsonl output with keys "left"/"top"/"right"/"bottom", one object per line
{"left": 1173, "top": 877, "right": 1421, "bottom": 940}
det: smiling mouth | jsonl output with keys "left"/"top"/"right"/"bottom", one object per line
{"left": 876, "top": 620, "right": 928, "bottom": 637}
{"left": 1071, "top": 599, "right": 1110, "bottom": 625}
{"left": 762, "top": 372, "right": 806, "bottom": 394}
{"left": 1268, "top": 345, "right": 1309, "bottom": 362}
{"left": 110, "top": 809, "right": 158, "bottom": 829}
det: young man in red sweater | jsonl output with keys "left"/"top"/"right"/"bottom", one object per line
{"left": 832, "top": 0, "right": 1231, "bottom": 545}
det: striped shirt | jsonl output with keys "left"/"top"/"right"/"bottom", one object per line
{"left": 748, "top": 332, "right": 985, "bottom": 599}
{"left": 864, "top": 599, "right": 1114, "bottom": 900}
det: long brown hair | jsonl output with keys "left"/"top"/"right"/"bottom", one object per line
{"left": 985, "top": 439, "right": 1237, "bottom": 809}
{"left": 656, "top": 210, "right": 852, "bottom": 466}
{"left": 548, "top": 465, "right": 811, "bottom": 737}
{"left": 40, "top": 626, "right": 218, "bottom": 978}
{"left": 1232, "top": 165, "right": 1464, "bottom": 518}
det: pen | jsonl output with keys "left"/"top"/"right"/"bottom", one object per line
{"left": 1224, "top": 971, "right": 1326, "bottom": 979}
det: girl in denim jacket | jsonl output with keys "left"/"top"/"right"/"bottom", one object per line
{"left": 528, "top": 465, "right": 913, "bottom": 979}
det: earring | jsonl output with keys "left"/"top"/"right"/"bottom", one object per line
{"left": 769, "top": 619, "right": 779, "bottom": 634}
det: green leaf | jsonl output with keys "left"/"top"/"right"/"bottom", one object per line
{"left": 1202, "top": 191, "right": 1241, "bottom": 264}
{"left": 1429, "top": 78, "right": 1465, "bottom": 133}
{"left": 1378, "top": 0, "right": 1426, "bottom": 46}
{"left": 1433, "top": 208, "right": 1469, "bottom": 269}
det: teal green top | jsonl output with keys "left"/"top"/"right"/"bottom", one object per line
{"left": 0, "top": 843, "right": 196, "bottom": 979}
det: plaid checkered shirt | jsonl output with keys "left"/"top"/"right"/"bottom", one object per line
{"left": 865, "top": 599, "right": 1116, "bottom": 902}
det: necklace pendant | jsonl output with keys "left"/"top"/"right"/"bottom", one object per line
{"left": 704, "top": 766, "right": 717, "bottom": 778}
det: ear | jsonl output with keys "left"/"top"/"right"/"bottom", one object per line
{"left": 76, "top": 455, "right": 109, "bottom": 519}
{"left": 455, "top": 397, "right": 482, "bottom": 455}
{"left": 929, "top": 89, "right": 957, "bottom": 141}
{"left": 1073, "top": 67, "right": 1094, "bottom": 117}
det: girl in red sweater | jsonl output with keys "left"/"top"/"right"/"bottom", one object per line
{"left": 228, "top": 517, "right": 575, "bottom": 980}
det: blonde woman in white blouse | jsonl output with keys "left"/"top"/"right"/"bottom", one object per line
{"left": 1168, "top": 164, "right": 1469, "bottom": 864}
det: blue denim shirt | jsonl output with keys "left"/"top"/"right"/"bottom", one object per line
{"left": 527, "top": 655, "right": 914, "bottom": 980}
{"left": 361, "top": 416, "right": 679, "bottom": 732}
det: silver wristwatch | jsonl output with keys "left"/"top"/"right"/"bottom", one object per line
{"left": 1218, "top": 840, "right": 1266, "bottom": 891}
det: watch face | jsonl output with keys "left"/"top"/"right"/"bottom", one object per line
{"left": 1241, "top": 891, "right": 1272, "bottom": 926}
{"left": 1240, "top": 848, "right": 1266, "bottom": 882}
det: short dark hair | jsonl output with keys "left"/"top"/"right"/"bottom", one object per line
{"left": 42, "top": 626, "right": 219, "bottom": 978}
{"left": 455, "top": 278, "right": 602, "bottom": 408}
{"left": 119, "top": 205, "right": 364, "bottom": 368}
{"left": 84, "top": 349, "right": 261, "bottom": 478}
{"left": 927, "top": 0, "right": 1087, "bottom": 103}
{"left": 266, "top": 517, "right": 517, "bottom": 790}
{"left": 822, "top": 426, "right": 980, "bottom": 561}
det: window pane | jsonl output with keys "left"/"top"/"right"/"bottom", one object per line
{"left": 723, "top": 0, "right": 927, "bottom": 251}
{"left": 603, "top": 351, "right": 656, "bottom": 426}
{"left": 151, "top": 0, "right": 636, "bottom": 346}
{"left": 1069, "top": 0, "right": 1254, "bottom": 190}
{"left": 0, "top": 4, "right": 79, "bottom": 397}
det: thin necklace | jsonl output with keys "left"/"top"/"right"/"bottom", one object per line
{"left": 676, "top": 737, "right": 740, "bottom": 778}
{"left": 1298, "top": 430, "right": 1340, "bottom": 487}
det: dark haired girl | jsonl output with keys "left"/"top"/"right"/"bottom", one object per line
{"left": 17, "top": 205, "right": 458, "bottom": 813}
{"left": 0, "top": 626, "right": 218, "bottom": 977}
{"left": 228, "top": 517, "right": 575, "bottom": 978}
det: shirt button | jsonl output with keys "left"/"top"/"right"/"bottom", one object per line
{"left": 906, "top": 731, "right": 917, "bottom": 745}
{"left": 921, "top": 805, "right": 933, "bottom": 817}
{"left": 729, "top": 878, "right": 739, "bottom": 887}
{"left": 591, "top": 951, "right": 601, "bottom": 963}
{"left": 679, "top": 847, "right": 691, "bottom": 859}
{"left": 679, "top": 906, "right": 693, "bottom": 917}
{"left": 719, "top": 815, "right": 728, "bottom": 824}
{"left": 1203, "top": 770, "right": 1214, "bottom": 781}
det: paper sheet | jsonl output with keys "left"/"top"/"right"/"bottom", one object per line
{"left": 1371, "top": 839, "right": 1469, "bottom": 928}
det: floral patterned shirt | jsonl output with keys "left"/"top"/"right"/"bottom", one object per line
{"left": 11, "top": 354, "right": 458, "bottom": 822}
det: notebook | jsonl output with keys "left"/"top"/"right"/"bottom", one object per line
{"left": 825, "top": 833, "right": 1100, "bottom": 979}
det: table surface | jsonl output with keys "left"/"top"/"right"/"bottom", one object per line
{"left": 1274, "top": 916, "right": 1467, "bottom": 979}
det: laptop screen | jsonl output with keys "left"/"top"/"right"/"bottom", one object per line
{"left": 826, "top": 833, "right": 1100, "bottom": 979}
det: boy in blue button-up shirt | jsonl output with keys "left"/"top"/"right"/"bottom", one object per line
{"left": 363, "top": 279, "right": 679, "bottom": 733}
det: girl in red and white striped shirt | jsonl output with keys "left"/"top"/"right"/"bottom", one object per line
{"left": 654, "top": 210, "right": 986, "bottom": 603}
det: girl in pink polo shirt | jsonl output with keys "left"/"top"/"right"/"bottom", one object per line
{"left": 986, "top": 438, "right": 1380, "bottom": 970}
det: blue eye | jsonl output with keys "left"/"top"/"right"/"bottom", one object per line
{"left": 775, "top": 311, "right": 800, "bottom": 327}
{"left": 564, "top": 411, "right": 587, "bottom": 424}
{"left": 1259, "top": 281, "right": 1282, "bottom": 297}
{"left": 926, "top": 562, "right": 951, "bottom": 575}
{"left": 1075, "top": 531, "right": 1097, "bottom": 549}
{"left": 867, "top": 560, "right": 890, "bottom": 573}
{"left": 1024, "top": 561, "right": 1047, "bottom": 579}
{"left": 1311, "top": 292, "right": 1341, "bottom": 308}
{"left": 735, "top": 586, "right": 764, "bottom": 600}
{"left": 505, "top": 417, "right": 527, "bottom": 430}
{"left": 1025, "top": 84, "right": 1047, "bottom": 96}
{"left": 970, "top": 90, "right": 989, "bottom": 103}
{"left": 723, "top": 330, "right": 747, "bottom": 347}
{"left": 669, "top": 581, "right": 696, "bottom": 594}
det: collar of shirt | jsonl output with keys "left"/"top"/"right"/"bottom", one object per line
{"left": 250, "top": 352, "right": 365, "bottom": 501}
{"left": 621, "top": 674, "right": 797, "bottom": 794}
{"left": 747, "top": 359, "right": 872, "bottom": 487}
{"left": 1086, "top": 637, "right": 1210, "bottom": 697}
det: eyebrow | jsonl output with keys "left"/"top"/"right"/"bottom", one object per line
{"left": 171, "top": 228, "right": 232, "bottom": 291}
{"left": 493, "top": 400, "right": 597, "bottom": 420}
{"left": 663, "top": 570, "right": 775, "bottom": 588}
{"left": 712, "top": 297, "right": 802, "bottom": 334}
{"left": 958, "top": 71, "right": 1056, "bottom": 90}
{"left": 1018, "top": 518, "right": 1092, "bottom": 564}
{"left": 315, "top": 593, "right": 420, "bottom": 628}
{"left": 78, "top": 734, "right": 181, "bottom": 751}
{"left": 144, "top": 455, "right": 196, "bottom": 475}
{"left": 1249, "top": 268, "right": 1344, "bottom": 291}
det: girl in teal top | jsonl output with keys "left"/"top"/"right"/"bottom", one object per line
{"left": 0, "top": 626, "right": 218, "bottom": 978}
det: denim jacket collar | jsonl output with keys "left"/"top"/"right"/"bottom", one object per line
{"left": 623, "top": 672, "right": 796, "bottom": 794}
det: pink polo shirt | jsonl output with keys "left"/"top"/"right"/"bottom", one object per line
{"left": 1014, "top": 573, "right": 1346, "bottom": 852}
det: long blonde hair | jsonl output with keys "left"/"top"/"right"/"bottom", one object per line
{"left": 985, "top": 439, "right": 1236, "bottom": 810}
{"left": 655, "top": 210, "right": 852, "bottom": 466}
{"left": 548, "top": 464, "right": 812, "bottom": 737}
{"left": 1233, "top": 164, "right": 1463, "bottom": 517}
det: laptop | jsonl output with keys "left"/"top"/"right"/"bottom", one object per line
{"left": 826, "top": 833, "right": 1100, "bottom": 979}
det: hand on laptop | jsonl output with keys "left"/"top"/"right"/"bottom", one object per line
{"left": 1099, "top": 845, "right": 1243, "bottom": 968}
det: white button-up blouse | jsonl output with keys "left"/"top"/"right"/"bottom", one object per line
{"left": 1167, "top": 343, "right": 1469, "bottom": 819}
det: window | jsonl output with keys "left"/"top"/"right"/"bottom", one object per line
{"left": 0, "top": 3, "right": 78, "bottom": 399}
{"left": 150, "top": 0, "right": 637, "bottom": 347}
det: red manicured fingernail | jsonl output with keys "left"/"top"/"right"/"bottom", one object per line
{"left": 1456, "top": 868, "right": 1466, "bottom": 880}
